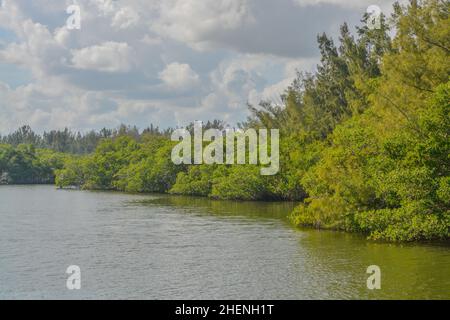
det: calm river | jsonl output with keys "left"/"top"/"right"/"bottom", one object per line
{"left": 0, "top": 185, "right": 448, "bottom": 299}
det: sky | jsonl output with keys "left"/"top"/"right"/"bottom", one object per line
{"left": 0, "top": 0, "right": 401, "bottom": 134}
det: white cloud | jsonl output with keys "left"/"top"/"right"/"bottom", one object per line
{"left": 154, "top": 0, "right": 254, "bottom": 45}
{"left": 71, "top": 42, "right": 134, "bottom": 72}
{"left": 159, "top": 62, "right": 200, "bottom": 90}
{"left": 153, "top": 0, "right": 357, "bottom": 57}
{"left": 111, "top": 6, "right": 140, "bottom": 29}
{"left": 0, "top": 0, "right": 401, "bottom": 133}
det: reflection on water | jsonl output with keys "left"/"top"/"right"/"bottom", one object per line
{"left": 134, "top": 195, "right": 297, "bottom": 220}
{"left": 0, "top": 185, "right": 449, "bottom": 299}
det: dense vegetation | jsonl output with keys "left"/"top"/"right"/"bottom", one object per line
{"left": 0, "top": 144, "right": 67, "bottom": 184}
{"left": 1, "top": 1, "right": 448, "bottom": 241}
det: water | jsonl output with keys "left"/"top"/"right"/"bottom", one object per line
{"left": 0, "top": 185, "right": 449, "bottom": 299}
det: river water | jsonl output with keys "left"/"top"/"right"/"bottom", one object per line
{"left": 0, "top": 185, "right": 448, "bottom": 299}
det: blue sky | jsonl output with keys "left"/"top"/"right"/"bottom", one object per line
{"left": 0, "top": 0, "right": 400, "bottom": 134}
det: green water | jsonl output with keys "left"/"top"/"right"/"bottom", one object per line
{"left": 0, "top": 185, "right": 448, "bottom": 299}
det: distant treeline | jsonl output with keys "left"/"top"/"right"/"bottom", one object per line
{"left": 0, "top": 120, "right": 227, "bottom": 184}
{"left": 0, "top": 120, "right": 228, "bottom": 154}
{"left": 0, "top": 124, "right": 172, "bottom": 154}
{"left": 1, "top": 1, "right": 448, "bottom": 242}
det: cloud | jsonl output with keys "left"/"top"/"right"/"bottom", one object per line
{"left": 154, "top": 0, "right": 254, "bottom": 42}
{"left": 0, "top": 0, "right": 402, "bottom": 133}
{"left": 71, "top": 42, "right": 134, "bottom": 73}
{"left": 159, "top": 62, "right": 200, "bottom": 90}
{"left": 153, "top": 0, "right": 358, "bottom": 57}
{"left": 111, "top": 6, "right": 140, "bottom": 29}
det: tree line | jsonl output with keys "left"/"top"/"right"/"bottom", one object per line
{"left": 0, "top": 124, "right": 172, "bottom": 154}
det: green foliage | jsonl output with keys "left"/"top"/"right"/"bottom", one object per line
{"left": 136, "top": 141, "right": 184, "bottom": 193}
{"left": 55, "top": 156, "right": 89, "bottom": 188}
{"left": 170, "top": 165, "right": 215, "bottom": 196}
{"left": 290, "top": 81, "right": 449, "bottom": 241}
{"left": 354, "top": 201, "right": 449, "bottom": 241}
{"left": 289, "top": 0, "right": 450, "bottom": 241}
{"left": 0, "top": 144, "right": 66, "bottom": 184}
{"left": 210, "top": 165, "right": 269, "bottom": 200}
{"left": 55, "top": 135, "right": 183, "bottom": 193}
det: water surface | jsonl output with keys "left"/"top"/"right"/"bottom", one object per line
{"left": 0, "top": 185, "right": 448, "bottom": 299}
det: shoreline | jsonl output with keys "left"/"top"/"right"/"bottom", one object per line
{"left": 4, "top": 183, "right": 449, "bottom": 245}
